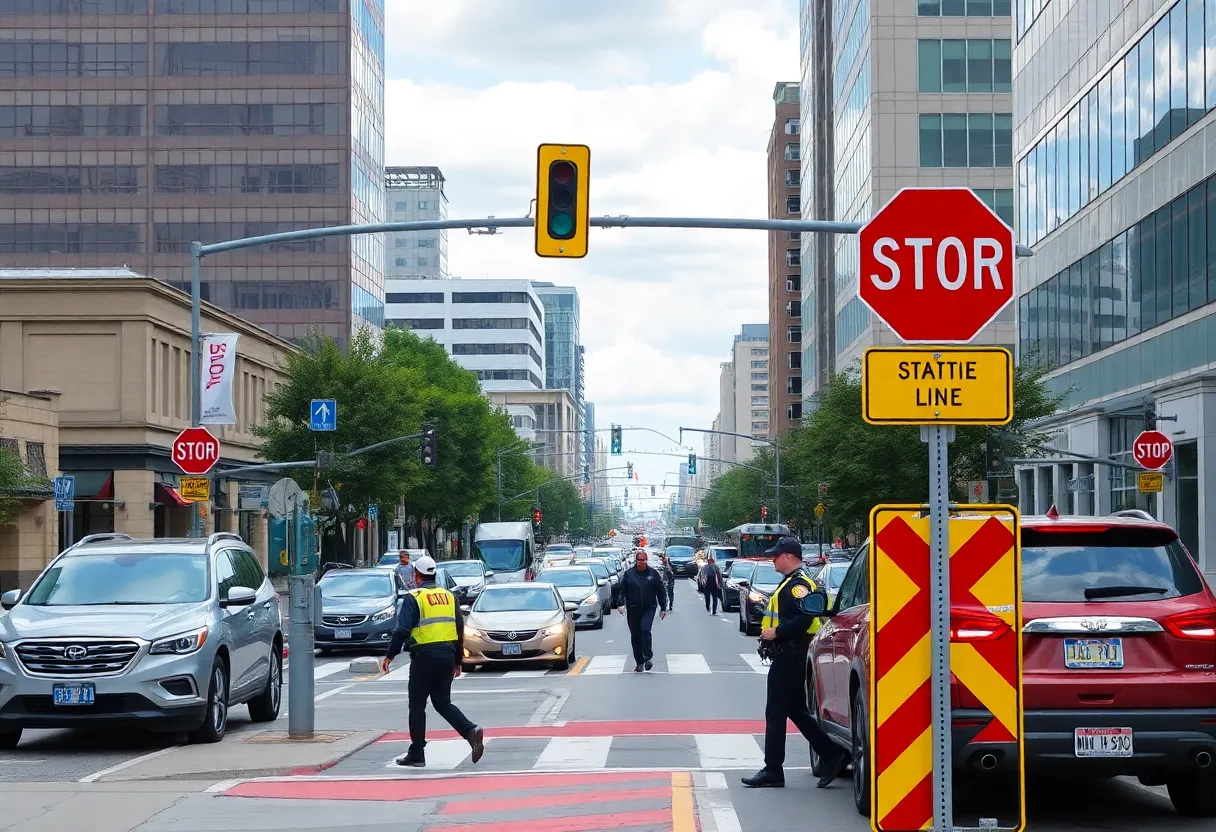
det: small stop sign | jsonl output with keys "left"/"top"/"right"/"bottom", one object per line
{"left": 859, "top": 188, "right": 1014, "bottom": 343}
{"left": 1132, "top": 430, "right": 1173, "bottom": 470}
{"left": 172, "top": 426, "right": 220, "bottom": 475}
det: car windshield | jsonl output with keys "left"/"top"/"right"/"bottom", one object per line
{"left": 442, "top": 562, "right": 484, "bottom": 577}
{"left": 818, "top": 565, "right": 848, "bottom": 592}
{"left": 713, "top": 547, "right": 737, "bottom": 559}
{"left": 546, "top": 545, "right": 573, "bottom": 553}
{"left": 319, "top": 574, "right": 393, "bottom": 599}
{"left": 475, "top": 587, "right": 559, "bottom": 612}
{"left": 1021, "top": 527, "right": 1203, "bottom": 602}
{"left": 751, "top": 563, "right": 781, "bottom": 588}
{"left": 377, "top": 553, "right": 399, "bottom": 566}
{"left": 474, "top": 540, "right": 527, "bottom": 572}
{"left": 25, "top": 553, "right": 211, "bottom": 606}
{"left": 730, "top": 561, "right": 757, "bottom": 580}
{"left": 578, "top": 561, "right": 609, "bottom": 579}
{"left": 536, "top": 570, "right": 594, "bottom": 587}
{"left": 666, "top": 546, "right": 695, "bottom": 559}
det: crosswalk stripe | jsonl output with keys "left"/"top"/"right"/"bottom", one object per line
{"left": 583, "top": 654, "right": 628, "bottom": 675}
{"left": 533, "top": 736, "right": 613, "bottom": 770}
{"left": 504, "top": 669, "right": 549, "bottom": 678}
{"left": 740, "top": 653, "right": 768, "bottom": 674}
{"left": 380, "top": 663, "right": 412, "bottom": 682}
{"left": 694, "top": 734, "right": 765, "bottom": 769}
{"left": 384, "top": 738, "right": 470, "bottom": 770}
{"left": 314, "top": 662, "right": 348, "bottom": 680}
{"left": 667, "top": 653, "right": 712, "bottom": 674}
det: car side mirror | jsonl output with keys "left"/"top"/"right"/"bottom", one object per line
{"left": 397, "top": 589, "right": 408, "bottom": 598}
{"left": 597, "top": 579, "right": 607, "bottom": 587}
{"left": 221, "top": 586, "right": 257, "bottom": 608}
{"left": 564, "top": 602, "right": 578, "bottom": 612}
{"left": 484, "top": 570, "right": 495, "bottom": 578}
{"left": 801, "top": 593, "right": 829, "bottom": 616}
{"left": 460, "top": 604, "right": 472, "bottom": 614}
{"left": 737, "top": 579, "right": 749, "bottom": 588}
{"left": 0, "top": 589, "right": 21, "bottom": 610}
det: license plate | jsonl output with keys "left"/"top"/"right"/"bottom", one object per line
{"left": 52, "top": 683, "right": 95, "bottom": 706}
{"left": 1075, "top": 727, "right": 1133, "bottom": 757}
{"left": 1063, "top": 638, "right": 1124, "bottom": 669}
{"left": 502, "top": 642, "right": 522, "bottom": 656}
{"left": 334, "top": 628, "right": 352, "bottom": 640}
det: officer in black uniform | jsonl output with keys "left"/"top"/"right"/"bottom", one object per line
{"left": 742, "top": 537, "right": 848, "bottom": 789}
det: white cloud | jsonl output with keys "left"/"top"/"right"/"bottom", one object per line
{"left": 385, "top": 0, "right": 799, "bottom": 498}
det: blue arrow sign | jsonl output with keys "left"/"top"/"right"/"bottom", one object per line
{"left": 368, "top": 505, "right": 378, "bottom": 521}
{"left": 310, "top": 399, "right": 337, "bottom": 432}
{"left": 54, "top": 476, "right": 74, "bottom": 512}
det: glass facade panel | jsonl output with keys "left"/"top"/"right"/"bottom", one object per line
{"left": 918, "top": 39, "right": 941, "bottom": 91}
{"left": 0, "top": 223, "right": 140, "bottom": 252}
{"left": 943, "top": 113, "right": 969, "bottom": 166}
{"left": 0, "top": 104, "right": 142, "bottom": 137}
{"left": 155, "top": 0, "right": 339, "bottom": 10}
{"left": 919, "top": 114, "right": 942, "bottom": 167}
{"left": 0, "top": 165, "right": 141, "bottom": 193}
{"left": 155, "top": 164, "right": 339, "bottom": 193}
{"left": 0, "top": 40, "right": 146, "bottom": 76}
{"left": 941, "top": 39, "right": 967, "bottom": 92}
{"left": 155, "top": 104, "right": 341, "bottom": 136}
{"left": 155, "top": 41, "right": 343, "bottom": 76}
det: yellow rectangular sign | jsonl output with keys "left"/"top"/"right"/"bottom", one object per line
{"left": 1138, "top": 471, "right": 1164, "bottom": 493}
{"left": 862, "top": 346, "right": 1013, "bottom": 426}
{"left": 180, "top": 476, "right": 210, "bottom": 502}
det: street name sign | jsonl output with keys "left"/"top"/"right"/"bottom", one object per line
{"left": 859, "top": 188, "right": 1014, "bottom": 343}
{"left": 54, "top": 476, "right": 74, "bottom": 512}
{"left": 1132, "top": 430, "right": 1173, "bottom": 470}
{"left": 179, "top": 477, "right": 211, "bottom": 502}
{"left": 172, "top": 427, "right": 220, "bottom": 475}
{"left": 310, "top": 399, "right": 337, "bottom": 432}
{"left": 1137, "top": 471, "right": 1164, "bottom": 493}
{"left": 862, "top": 346, "right": 1013, "bottom": 425}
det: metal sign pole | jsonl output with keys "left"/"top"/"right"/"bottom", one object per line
{"left": 923, "top": 424, "right": 955, "bottom": 832}
{"left": 287, "top": 498, "right": 315, "bottom": 737}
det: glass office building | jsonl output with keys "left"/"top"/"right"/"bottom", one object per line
{"left": 533, "top": 283, "right": 584, "bottom": 461}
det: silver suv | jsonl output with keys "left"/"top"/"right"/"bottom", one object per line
{"left": 0, "top": 532, "right": 283, "bottom": 747}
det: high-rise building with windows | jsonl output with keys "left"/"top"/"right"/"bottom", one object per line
{"left": 533, "top": 282, "right": 584, "bottom": 461}
{"left": 1011, "top": 0, "right": 1216, "bottom": 584}
{"left": 798, "top": 0, "right": 1015, "bottom": 395}
{"left": 386, "top": 166, "right": 448, "bottom": 280}
{"left": 0, "top": 0, "right": 386, "bottom": 345}
{"left": 768, "top": 81, "right": 804, "bottom": 435}
{"left": 714, "top": 324, "right": 769, "bottom": 464}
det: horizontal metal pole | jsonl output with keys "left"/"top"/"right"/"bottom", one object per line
{"left": 214, "top": 459, "right": 318, "bottom": 478}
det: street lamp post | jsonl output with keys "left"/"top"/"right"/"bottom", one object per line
{"left": 680, "top": 427, "right": 783, "bottom": 524}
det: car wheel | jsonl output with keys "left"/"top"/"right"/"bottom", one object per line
{"left": 0, "top": 728, "right": 20, "bottom": 750}
{"left": 1167, "top": 769, "right": 1216, "bottom": 817}
{"left": 247, "top": 643, "right": 282, "bottom": 723}
{"left": 852, "top": 695, "right": 871, "bottom": 817}
{"left": 462, "top": 662, "right": 475, "bottom": 673}
{"left": 568, "top": 637, "right": 576, "bottom": 663}
{"left": 808, "top": 673, "right": 827, "bottom": 777}
{"left": 189, "top": 657, "right": 229, "bottom": 744}
{"left": 553, "top": 648, "right": 571, "bottom": 671}
{"left": 738, "top": 608, "right": 746, "bottom": 633}
{"left": 592, "top": 615, "right": 604, "bottom": 630}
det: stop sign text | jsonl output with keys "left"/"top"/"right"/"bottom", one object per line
{"left": 172, "top": 427, "right": 220, "bottom": 475}
{"left": 1132, "top": 430, "right": 1173, "bottom": 471}
{"left": 870, "top": 236, "right": 1006, "bottom": 291}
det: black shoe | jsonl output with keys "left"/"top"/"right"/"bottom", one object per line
{"left": 816, "top": 751, "right": 849, "bottom": 788}
{"left": 395, "top": 751, "right": 425, "bottom": 767}
{"left": 467, "top": 726, "right": 485, "bottom": 764}
{"left": 634, "top": 664, "right": 644, "bottom": 672}
{"left": 741, "top": 768, "right": 785, "bottom": 788}
{"left": 644, "top": 660, "right": 653, "bottom": 671}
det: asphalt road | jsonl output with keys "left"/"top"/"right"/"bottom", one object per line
{"left": 3, "top": 579, "right": 1210, "bottom": 831}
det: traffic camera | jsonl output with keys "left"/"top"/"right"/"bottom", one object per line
{"left": 420, "top": 423, "right": 437, "bottom": 466}
{"left": 687, "top": 453, "right": 697, "bottom": 475}
{"left": 610, "top": 425, "right": 622, "bottom": 455}
{"left": 535, "top": 143, "right": 590, "bottom": 258}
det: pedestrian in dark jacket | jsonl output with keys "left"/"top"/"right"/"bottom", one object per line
{"left": 700, "top": 555, "right": 723, "bottom": 614}
{"left": 659, "top": 554, "right": 676, "bottom": 610}
{"left": 617, "top": 549, "right": 668, "bottom": 672}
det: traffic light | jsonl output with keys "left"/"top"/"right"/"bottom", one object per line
{"left": 582, "top": 464, "right": 590, "bottom": 484}
{"left": 687, "top": 453, "right": 697, "bottom": 475}
{"left": 986, "top": 440, "right": 1006, "bottom": 475}
{"left": 627, "top": 462, "right": 633, "bottom": 479}
{"left": 420, "top": 423, "right": 437, "bottom": 466}
{"left": 624, "top": 488, "right": 629, "bottom": 499}
{"left": 532, "top": 507, "right": 542, "bottom": 525}
{"left": 535, "top": 143, "right": 590, "bottom": 258}
{"left": 1144, "top": 404, "right": 1158, "bottom": 431}
{"left": 761, "top": 504, "right": 768, "bottom": 520}
{"left": 651, "top": 486, "right": 656, "bottom": 496}
{"left": 610, "top": 425, "right": 622, "bottom": 455}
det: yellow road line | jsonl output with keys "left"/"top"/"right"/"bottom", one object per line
{"left": 566, "top": 656, "right": 589, "bottom": 676}
{"left": 671, "top": 771, "right": 695, "bottom": 832}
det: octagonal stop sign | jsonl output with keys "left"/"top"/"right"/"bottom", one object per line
{"left": 859, "top": 188, "right": 1014, "bottom": 343}
{"left": 172, "top": 426, "right": 220, "bottom": 476}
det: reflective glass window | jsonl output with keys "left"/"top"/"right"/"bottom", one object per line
{"left": 941, "top": 40, "right": 966, "bottom": 92}
{"left": 993, "top": 38, "right": 1011, "bottom": 91}
{"left": 1097, "top": 73, "right": 1111, "bottom": 193}
{"left": 918, "top": 40, "right": 941, "bottom": 91}
{"left": 1156, "top": 206, "right": 1173, "bottom": 325}
{"left": 968, "top": 113, "right": 993, "bottom": 167}
{"left": 1188, "top": 187, "right": 1207, "bottom": 310}
{"left": 0, "top": 223, "right": 140, "bottom": 253}
{"left": 919, "top": 114, "right": 942, "bottom": 167}
{"left": 1173, "top": 195, "right": 1189, "bottom": 317}
{"left": 943, "top": 114, "right": 968, "bottom": 166}
{"left": 967, "top": 39, "right": 992, "bottom": 92}
{"left": 1111, "top": 60, "right": 1126, "bottom": 182}
{"left": 1186, "top": 0, "right": 1204, "bottom": 126}
{"left": 1140, "top": 213, "right": 1157, "bottom": 331}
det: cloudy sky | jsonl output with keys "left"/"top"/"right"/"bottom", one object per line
{"left": 384, "top": 0, "right": 800, "bottom": 509}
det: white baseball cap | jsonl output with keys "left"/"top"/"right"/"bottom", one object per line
{"left": 414, "top": 555, "right": 437, "bottom": 576}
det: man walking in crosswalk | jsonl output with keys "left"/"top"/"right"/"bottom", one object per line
{"left": 617, "top": 549, "right": 668, "bottom": 672}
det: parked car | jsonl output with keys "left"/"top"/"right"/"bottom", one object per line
{"left": 738, "top": 561, "right": 783, "bottom": 635}
{"left": 433, "top": 559, "right": 491, "bottom": 603}
{"left": 461, "top": 583, "right": 576, "bottom": 671}
{"left": 574, "top": 559, "right": 619, "bottom": 608}
{"left": 535, "top": 566, "right": 606, "bottom": 629}
{"left": 808, "top": 561, "right": 851, "bottom": 607}
{"left": 0, "top": 532, "right": 282, "bottom": 747}
{"left": 664, "top": 545, "right": 698, "bottom": 578}
{"left": 697, "top": 545, "right": 738, "bottom": 591}
{"left": 315, "top": 569, "right": 403, "bottom": 654}
{"left": 808, "top": 511, "right": 1216, "bottom": 819}
{"left": 722, "top": 559, "right": 759, "bottom": 613}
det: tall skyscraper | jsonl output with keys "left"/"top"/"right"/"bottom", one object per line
{"left": 715, "top": 324, "right": 769, "bottom": 464}
{"left": 799, "top": 0, "right": 1015, "bottom": 395}
{"left": 768, "top": 81, "right": 804, "bottom": 436}
{"left": 386, "top": 166, "right": 448, "bottom": 281}
{"left": 0, "top": 0, "right": 387, "bottom": 345}
{"left": 533, "top": 282, "right": 584, "bottom": 458}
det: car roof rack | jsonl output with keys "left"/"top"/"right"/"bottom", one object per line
{"left": 206, "top": 531, "right": 245, "bottom": 550}
{"left": 1109, "top": 509, "right": 1156, "bottom": 522}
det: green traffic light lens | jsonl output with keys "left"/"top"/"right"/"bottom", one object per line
{"left": 549, "top": 212, "right": 575, "bottom": 237}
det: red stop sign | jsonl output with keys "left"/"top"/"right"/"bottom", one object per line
{"left": 172, "top": 426, "right": 220, "bottom": 475}
{"left": 1132, "top": 430, "right": 1173, "bottom": 470}
{"left": 859, "top": 188, "right": 1014, "bottom": 343}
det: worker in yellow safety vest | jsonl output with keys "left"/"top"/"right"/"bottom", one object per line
{"left": 382, "top": 554, "right": 485, "bottom": 768}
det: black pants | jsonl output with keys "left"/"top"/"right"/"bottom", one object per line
{"left": 625, "top": 605, "right": 657, "bottom": 665}
{"left": 704, "top": 584, "right": 721, "bottom": 613}
{"left": 407, "top": 648, "right": 476, "bottom": 755}
{"left": 764, "top": 645, "right": 839, "bottom": 772}
{"left": 665, "top": 578, "right": 675, "bottom": 608}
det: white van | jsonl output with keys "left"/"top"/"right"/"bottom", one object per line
{"left": 473, "top": 521, "right": 536, "bottom": 584}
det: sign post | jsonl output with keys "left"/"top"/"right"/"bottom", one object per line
{"left": 54, "top": 475, "right": 74, "bottom": 549}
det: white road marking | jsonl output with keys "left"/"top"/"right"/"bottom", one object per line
{"left": 342, "top": 688, "right": 531, "bottom": 696}
{"left": 583, "top": 654, "right": 628, "bottom": 675}
{"left": 711, "top": 806, "right": 745, "bottom": 832}
{"left": 504, "top": 669, "right": 549, "bottom": 678}
{"left": 698, "top": 772, "right": 729, "bottom": 789}
{"left": 527, "top": 688, "right": 571, "bottom": 725}
{"left": 384, "top": 738, "right": 470, "bottom": 770}
{"left": 378, "top": 663, "right": 412, "bottom": 682}
{"left": 314, "top": 662, "right": 348, "bottom": 680}
{"left": 313, "top": 683, "right": 353, "bottom": 702}
{"left": 667, "top": 653, "right": 712, "bottom": 674}
{"left": 740, "top": 653, "right": 768, "bottom": 674}
{"left": 78, "top": 745, "right": 180, "bottom": 783}
{"left": 694, "top": 734, "right": 765, "bottom": 769}
{"left": 533, "top": 736, "right": 613, "bottom": 770}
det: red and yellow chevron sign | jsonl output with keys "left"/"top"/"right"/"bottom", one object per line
{"left": 868, "top": 505, "right": 1024, "bottom": 832}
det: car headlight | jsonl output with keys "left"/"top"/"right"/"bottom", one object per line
{"left": 150, "top": 628, "right": 209, "bottom": 655}
{"left": 748, "top": 591, "right": 765, "bottom": 604}
{"left": 582, "top": 593, "right": 599, "bottom": 606}
{"left": 543, "top": 623, "right": 566, "bottom": 636}
{"left": 464, "top": 626, "right": 484, "bottom": 639}
{"left": 371, "top": 605, "right": 396, "bottom": 623}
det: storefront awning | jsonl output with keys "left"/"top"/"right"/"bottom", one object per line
{"left": 62, "top": 471, "right": 113, "bottom": 501}
{"left": 154, "top": 482, "right": 190, "bottom": 507}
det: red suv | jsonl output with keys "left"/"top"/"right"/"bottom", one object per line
{"left": 808, "top": 511, "right": 1216, "bottom": 818}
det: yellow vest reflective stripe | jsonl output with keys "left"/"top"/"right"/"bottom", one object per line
{"left": 408, "top": 587, "right": 459, "bottom": 644}
{"left": 761, "top": 572, "right": 823, "bottom": 636}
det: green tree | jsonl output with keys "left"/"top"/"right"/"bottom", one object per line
{"left": 700, "top": 465, "right": 766, "bottom": 532}
{"left": 0, "top": 430, "right": 31, "bottom": 526}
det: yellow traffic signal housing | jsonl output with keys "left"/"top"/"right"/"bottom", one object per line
{"left": 535, "top": 143, "right": 590, "bottom": 258}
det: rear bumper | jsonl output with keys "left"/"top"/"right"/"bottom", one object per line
{"left": 669, "top": 563, "right": 697, "bottom": 578}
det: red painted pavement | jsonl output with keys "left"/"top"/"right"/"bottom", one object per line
{"left": 377, "top": 718, "right": 794, "bottom": 742}
{"left": 424, "top": 808, "right": 672, "bottom": 832}
{"left": 438, "top": 785, "right": 671, "bottom": 815}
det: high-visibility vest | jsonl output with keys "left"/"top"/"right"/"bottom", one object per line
{"left": 761, "top": 571, "right": 823, "bottom": 636}
{"left": 408, "top": 586, "right": 459, "bottom": 645}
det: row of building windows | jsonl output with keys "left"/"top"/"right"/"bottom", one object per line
{"left": 835, "top": 126, "right": 871, "bottom": 213}
{"left": 155, "top": 163, "right": 340, "bottom": 194}
{"left": 0, "top": 222, "right": 139, "bottom": 252}
{"left": 389, "top": 317, "right": 441, "bottom": 329}
{"left": 837, "top": 52, "right": 870, "bottom": 167}
{"left": 385, "top": 291, "right": 441, "bottom": 303}
{"left": 393, "top": 256, "right": 441, "bottom": 269}
{"left": 385, "top": 290, "right": 543, "bottom": 320}
{"left": 451, "top": 342, "right": 543, "bottom": 365}
{"left": 155, "top": 222, "right": 343, "bottom": 252}
{"left": 0, "top": 104, "right": 142, "bottom": 137}
{"left": 833, "top": 0, "right": 868, "bottom": 103}
{"left": 157, "top": 41, "right": 343, "bottom": 76}
{"left": 351, "top": 283, "right": 384, "bottom": 328}
{"left": 972, "top": 188, "right": 1016, "bottom": 227}
{"left": 0, "top": 0, "right": 341, "bottom": 12}
{"left": 451, "top": 317, "right": 542, "bottom": 341}
{"left": 1015, "top": 0, "right": 1050, "bottom": 40}
{"left": 0, "top": 41, "right": 146, "bottom": 76}
{"left": 919, "top": 113, "right": 1013, "bottom": 168}
{"left": 393, "top": 236, "right": 439, "bottom": 249}
{"left": 156, "top": 103, "right": 341, "bottom": 136}
{"left": 1019, "top": 0, "right": 1216, "bottom": 247}
{"left": 917, "top": 39, "right": 1012, "bottom": 93}
{"left": 836, "top": 295, "right": 869, "bottom": 355}
{"left": 474, "top": 369, "right": 542, "bottom": 387}
{"left": 0, "top": 165, "right": 141, "bottom": 193}
{"left": 1018, "top": 170, "right": 1216, "bottom": 368}
{"left": 918, "top": 0, "right": 1011, "bottom": 15}
{"left": 230, "top": 279, "right": 339, "bottom": 310}
{"left": 393, "top": 199, "right": 440, "bottom": 212}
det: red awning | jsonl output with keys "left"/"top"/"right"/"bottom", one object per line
{"left": 155, "top": 482, "right": 189, "bottom": 507}
{"left": 62, "top": 472, "right": 113, "bottom": 501}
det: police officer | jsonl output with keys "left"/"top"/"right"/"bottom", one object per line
{"left": 381, "top": 554, "right": 485, "bottom": 768}
{"left": 742, "top": 538, "right": 847, "bottom": 789}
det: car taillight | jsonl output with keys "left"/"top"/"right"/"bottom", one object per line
{"left": 950, "top": 609, "right": 1012, "bottom": 643}
{"left": 1161, "top": 608, "right": 1216, "bottom": 641}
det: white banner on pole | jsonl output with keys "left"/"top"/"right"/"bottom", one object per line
{"left": 200, "top": 333, "right": 240, "bottom": 425}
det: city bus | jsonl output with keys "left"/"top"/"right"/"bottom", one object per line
{"left": 723, "top": 523, "right": 791, "bottom": 558}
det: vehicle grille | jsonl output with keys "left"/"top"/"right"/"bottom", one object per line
{"left": 485, "top": 630, "right": 538, "bottom": 642}
{"left": 14, "top": 640, "right": 140, "bottom": 676}
{"left": 322, "top": 615, "right": 369, "bottom": 627}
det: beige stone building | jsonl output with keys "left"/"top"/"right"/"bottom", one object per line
{"left": 487, "top": 388, "right": 579, "bottom": 479}
{"left": 0, "top": 269, "right": 296, "bottom": 589}
{"left": 0, "top": 390, "right": 59, "bottom": 591}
